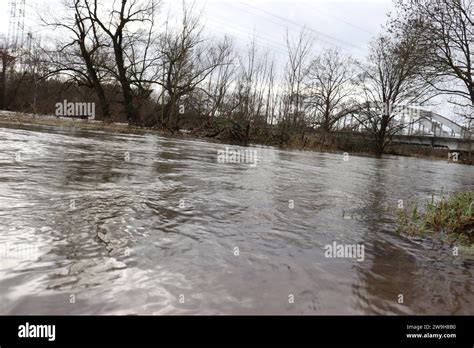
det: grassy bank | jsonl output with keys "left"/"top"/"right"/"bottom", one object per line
{"left": 397, "top": 191, "right": 474, "bottom": 253}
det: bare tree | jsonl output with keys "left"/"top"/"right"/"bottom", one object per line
{"left": 21, "top": 35, "right": 50, "bottom": 113}
{"left": 304, "top": 48, "right": 358, "bottom": 132}
{"left": 229, "top": 36, "right": 275, "bottom": 144}
{"left": 155, "top": 3, "right": 232, "bottom": 131}
{"left": 356, "top": 30, "right": 435, "bottom": 156}
{"left": 264, "top": 58, "right": 278, "bottom": 125}
{"left": 42, "top": 0, "right": 112, "bottom": 120}
{"left": 283, "top": 28, "right": 314, "bottom": 127}
{"left": 87, "top": 0, "right": 159, "bottom": 125}
{"left": 198, "top": 36, "right": 236, "bottom": 120}
{"left": 393, "top": 0, "right": 473, "bottom": 119}
{"left": 0, "top": 35, "right": 15, "bottom": 110}
{"left": 125, "top": 1, "right": 162, "bottom": 111}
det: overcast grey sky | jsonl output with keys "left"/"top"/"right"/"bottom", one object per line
{"left": 0, "top": 0, "right": 463, "bottom": 121}
{"left": 197, "top": 0, "right": 393, "bottom": 59}
{"left": 0, "top": 0, "right": 393, "bottom": 58}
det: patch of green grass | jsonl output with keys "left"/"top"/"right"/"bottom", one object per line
{"left": 397, "top": 191, "right": 474, "bottom": 248}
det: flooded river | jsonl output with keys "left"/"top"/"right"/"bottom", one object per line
{"left": 0, "top": 122, "right": 473, "bottom": 314}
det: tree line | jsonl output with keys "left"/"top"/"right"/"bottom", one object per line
{"left": 0, "top": 0, "right": 472, "bottom": 156}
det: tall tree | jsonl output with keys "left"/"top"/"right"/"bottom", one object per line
{"left": 43, "top": 0, "right": 112, "bottom": 120}
{"left": 305, "top": 48, "right": 358, "bottom": 132}
{"left": 0, "top": 36, "right": 15, "bottom": 110}
{"left": 393, "top": 0, "right": 473, "bottom": 122}
{"left": 357, "top": 30, "right": 435, "bottom": 156}
{"left": 88, "top": 0, "right": 159, "bottom": 125}
{"left": 283, "top": 28, "right": 314, "bottom": 127}
{"left": 156, "top": 3, "right": 233, "bottom": 131}
{"left": 199, "top": 36, "right": 236, "bottom": 120}
{"left": 230, "top": 36, "right": 274, "bottom": 144}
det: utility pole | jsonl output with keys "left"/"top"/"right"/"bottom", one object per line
{"left": 2, "top": 0, "right": 27, "bottom": 110}
{"left": 7, "top": 0, "right": 18, "bottom": 51}
{"left": 8, "top": 0, "right": 26, "bottom": 53}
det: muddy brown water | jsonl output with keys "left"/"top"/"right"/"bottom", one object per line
{"left": 0, "top": 122, "right": 473, "bottom": 314}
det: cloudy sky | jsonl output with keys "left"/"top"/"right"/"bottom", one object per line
{"left": 0, "top": 0, "right": 462, "bottom": 122}
{"left": 0, "top": 0, "right": 392, "bottom": 58}
{"left": 0, "top": 0, "right": 393, "bottom": 50}
{"left": 197, "top": 0, "right": 392, "bottom": 59}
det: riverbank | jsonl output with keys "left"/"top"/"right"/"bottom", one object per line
{"left": 397, "top": 191, "right": 474, "bottom": 255}
{"left": 0, "top": 111, "right": 168, "bottom": 136}
{"left": 0, "top": 111, "right": 464, "bottom": 163}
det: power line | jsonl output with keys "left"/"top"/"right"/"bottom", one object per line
{"left": 304, "top": 2, "right": 376, "bottom": 36}
{"left": 235, "top": 1, "right": 366, "bottom": 52}
{"left": 205, "top": 16, "right": 290, "bottom": 54}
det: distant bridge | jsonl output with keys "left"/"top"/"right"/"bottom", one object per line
{"left": 332, "top": 104, "right": 473, "bottom": 152}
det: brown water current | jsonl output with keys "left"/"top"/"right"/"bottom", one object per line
{"left": 0, "top": 123, "right": 473, "bottom": 314}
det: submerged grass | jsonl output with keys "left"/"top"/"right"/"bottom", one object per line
{"left": 397, "top": 191, "right": 474, "bottom": 252}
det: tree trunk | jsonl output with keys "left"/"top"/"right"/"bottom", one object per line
{"left": 0, "top": 52, "right": 7, "bottom": 110}
{"left": 77, "top": 36, "right": 111, "bottom": 121}
{"left": 113, "top": 42, "right": 139, "bottom": 125}
{"left": 244, "top": 121, "right": 251, "bottom": 146}
{"left": 374, "top": 114, "right": 390, "bottom": 157}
